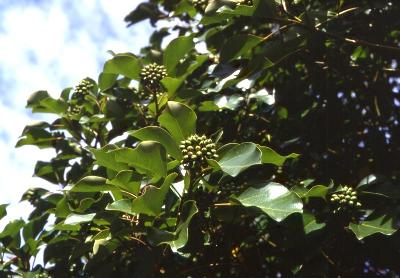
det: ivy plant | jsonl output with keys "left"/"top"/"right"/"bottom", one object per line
{"left": 1, "top": 0, "right": 400, "bottom": 277}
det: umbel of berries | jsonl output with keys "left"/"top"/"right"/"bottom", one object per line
{"left": 330, "top": 186, "right": 362, "bottom": 214}
{"left": 191, "top": 0, "right": 208, "bottom": 12}
{"left": 68, "top": 104, "right": 82, "bottom": 116}
{"left": 140, "top": 63, "right": 167, "bottom": 90}
{"left": 180, "top": 134, "right": 218, "bottom": 171}
{"left": 73, "top": 78, "right": 94, "bottom": 97}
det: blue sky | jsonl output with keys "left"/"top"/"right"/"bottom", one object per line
{"left": 0, "top": 0, "right": 152, "bottom": 226}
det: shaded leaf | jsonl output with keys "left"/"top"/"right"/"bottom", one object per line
{"left": 112, "top": 141, "right": 167, "bottom": 179}
{"left": 148, "top": 200, "right": 198, "bottom": 251}
{"left": 129, "top": 126, "right": 182, "bottom": 159}
{"left": 302, "top": 213, "right": 325, "bottom": 234}
{"left": 158, "top": 101, "right": 197, "bottom": 142}
{"left": 163, "top": 36, "right": 194, "bottom": 74}
{"left": 220, "top": 34, "right": 262, "bottom": 62}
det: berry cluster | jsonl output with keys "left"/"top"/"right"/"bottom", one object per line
{"left": 68, "top": 105, "right": 82, "bottom": 116}
{"left": 74, "top": 78, "right": 94, "bottom": 96}
{"left": 180, "top": 134, "right": 218, "bottom": 170}
{"left": 330, "top": 186, "right": 362, "bottom": 214}
{"left": 191, "top": 0, "right": 208, "bottom": 12}
{"left": 218, "top": 180, "right": 247, "bottom": 197}
{"left": 71, "top": 78, "right": 94, "bottom": 104}
{"left": 140, "top": 63, "right": 167, "bottom": 90}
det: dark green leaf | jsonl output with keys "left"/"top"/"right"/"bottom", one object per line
{"left": 220, "top": 34, "right": 262, "bottom": 62}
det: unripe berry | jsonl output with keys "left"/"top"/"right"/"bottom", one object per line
{"left": 180, "top": 134, "right": 218, "bottom": 171}
{"left": 140, "top": 63, "right": 167, "bottom": 90}
{"left": 329, "top": 185, "right": 362, "bottom": 214}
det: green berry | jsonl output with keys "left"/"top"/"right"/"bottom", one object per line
{"left": 180, "top": 134, "right": 218, "bottom": 171}
{"left": 140, "top": 63, "right": 167, "bottom": 89}
{"left": 330, "top": 185, "right": 362, "bottom": 214}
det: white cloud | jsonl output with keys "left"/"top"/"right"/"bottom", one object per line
{"left": 0, "top": 0, "right": 152, "bottom": 226}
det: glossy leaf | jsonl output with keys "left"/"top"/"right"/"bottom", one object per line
{"left": 349, "top": 213, "right": 398, "bottom": 240}
{"left": 215, "top": 142, "right": 262, "bottom": 177}
{"left": 64, "top": 213, "right": 96, "bottom": 225}
{"left": 236, "top": 182, "right": 303, "bottom": 222}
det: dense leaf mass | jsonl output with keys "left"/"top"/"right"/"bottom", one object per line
{"left": 1, "top": 0, "right": 400, "bottom": 277}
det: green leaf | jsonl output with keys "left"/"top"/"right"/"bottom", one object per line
{"left": 26, "top": 91, "right": 67, "bottom": 114}
{"left": 103, "top": 53, "right": 140, "bottom": 80}
{"left": 302, "top": 213, "right": 325, "bottom": 234}
{"left": 112, "top": 141, "right": 167, "bottom": 179}
{"left": 91, "top": 144, "right": 128, "bottom": 172}
{"left": 15, "top": 122, "right": 54, "bottom": 149}
{"left": 158, "top": 101, "right": 197, "bottom": 142}
{"left": 257, "top": 145, "right": 299, "bottom": 166}
{"left": 106, "top": 199, "right": 132, "bottom": 214}
{"left": 0, "top": 204, "right": 8, "bottom": 220}
{"left": 98, "top": 72, "right": 117, "bottom": 91}
{"left": 107, "top": 170, "right": 142, "bottom": 196}
{"left": 64, "top": 213, "right": 96, "bottom": 225}
{"left": 349, "top": 213, "right": 398, "bottom": 240}
{"left": 70, "top": 176, "right": 113, "bottom": 192}
{"left": 0, "top": 219, "right": 24, "bottom": 238}
{"left": 106, "top": 173, "right": 177, "bottom": 216}
{"left": 220, "top": 34, "right": 262, "bottom": 62}
{"left": 129, "top": 126, "right": 182, "bottom": 160}
{"left": 293, "top": 185, "right": 329, "bottom": 199}
{"left": 163, "top": 36, "right": 194, "bottom": 74}
{"left": 216, "top": 142, "right": 262, "bottom": 177}
{"left": 131, "top": 173, "right": 177, "bottom": 216}
{"left": 236, "top": 182, "right": 303, "bottom": 222}
{"left": 148, "top": 200, "right": 198, "bottom": 251}
{"left": 161, "top": 77, "right": 184, "bottom": 98}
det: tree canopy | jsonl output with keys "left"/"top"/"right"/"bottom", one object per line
{"left": 1, "top": 0, "right": 400, "bottom": 277}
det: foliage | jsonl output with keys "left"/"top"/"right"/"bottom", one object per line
{"left": 1, "top": 0, "right": 400, "bottom": 277}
